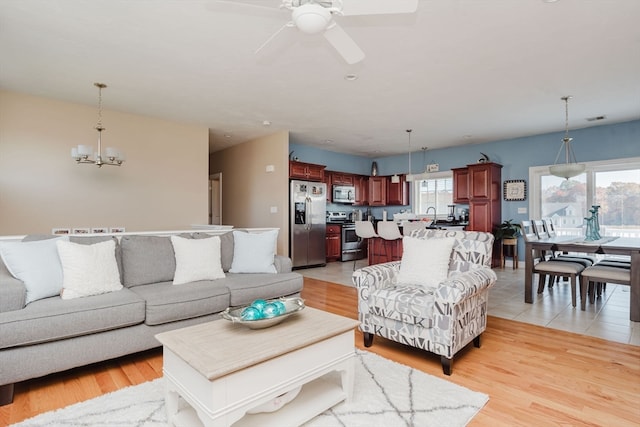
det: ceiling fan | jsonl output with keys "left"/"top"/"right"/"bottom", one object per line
{"left": 249, "top": 0, "right": 419, "bottom": 64}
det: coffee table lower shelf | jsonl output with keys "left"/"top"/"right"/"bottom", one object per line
{"left": 172, "top": 374, "right": 345, "bottom": 427}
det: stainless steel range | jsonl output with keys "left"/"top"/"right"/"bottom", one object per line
{"left": 326, "top": 212, "right": 366, "bottom": 262}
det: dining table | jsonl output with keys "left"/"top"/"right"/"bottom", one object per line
{"left": 524, "top": 235, "right": 640, "bottom": 322}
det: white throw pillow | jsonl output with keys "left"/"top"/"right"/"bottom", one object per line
{"left": 57, "top": 239, "right": 123, "bottom": 299}
{"left": 0, "top": 237, "right": 69, "bottom": 304}
{"left": 229, "top": 230, "right": 278, "bottom": 274}
{"left": 397, "top": 236, "right": 455, "bottom": 290}
{"left": 170, "top": 235, "right": 225, "bottom": 285}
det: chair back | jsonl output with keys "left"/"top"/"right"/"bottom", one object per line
{"left": 402, "top": 221, "right": 426, "bottom": 236}
{"left": 521, "top": 220, "right": 538, "bottom": 242}
{"left": 410, "top": 228, "right": 494, "bottom": 271}
{"left": 543, "top": 218, "right": 557, "bottom": 237}
{"left": 355, "top": 221, "right": 378, "bottom": 239}
{"left": 532, "top": 219, "right": 549, "bottom": 239}
{"left": 377, "top": 221, "right": 402, "bottom": 240}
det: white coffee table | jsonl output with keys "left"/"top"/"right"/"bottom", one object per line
{"left": 155, "top": 307, "right": 359, "bottom": 427}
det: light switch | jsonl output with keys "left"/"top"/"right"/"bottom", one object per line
{"left": 518, "top": 207, "right": 527, "bottom": 214}
{"left": 266, "top": 165, "right": 275, "bottom": 173}
{"left": 270, "top": 206, "right": 278, "bottom": 213}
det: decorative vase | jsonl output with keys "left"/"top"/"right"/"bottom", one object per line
{"left": 371, "top": 161, "right": 378, "bottom": 176}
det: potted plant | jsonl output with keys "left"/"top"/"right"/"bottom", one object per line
{"left": 494, "top": 220, "right": 522, "bottom": 258}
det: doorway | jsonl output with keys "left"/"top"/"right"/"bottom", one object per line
{"left": 209, "top": 173, "right": 222, "bottom": 225}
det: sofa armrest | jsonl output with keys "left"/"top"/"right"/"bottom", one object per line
{"left": 352, "top": 261, "right": 401, "bottom": 291}
{"left": 435, "top": 267, "right": 497, "bottom": 304}
{"left": 274, "top": 255, "right": 293, "bottom": 273}
{"left": 0, "top": 266, "right": 26, "bottom": 312}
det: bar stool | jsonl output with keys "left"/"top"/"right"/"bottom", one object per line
{"left": 355, "top": 221, "right": 378, "bottom": 269}
{"left": 377, "top": 221, "right": 403, "bottom": 263}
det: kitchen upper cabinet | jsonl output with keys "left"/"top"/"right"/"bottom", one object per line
{"left": 387, "top": 174, "right": 409, "bottom": 206}
{"left": 331, "top": 172, "right": 354, "bottom": 186}
{"left": 322, "top": 172, "right": 332, "bottom": 202}
{"left": 325, "top": 224, "right": 341, "bottom": 262}
{"left": 452, "top": 167, "right": 469, "bottom": 203}
{"left": 289, "top": 161, "right": 325, "bottom": 181}
{"left": 354, "top": 175, "right": 368, "bottom": 206}
{"left": 368, "top": 176, "right": 387, "bottom": 206}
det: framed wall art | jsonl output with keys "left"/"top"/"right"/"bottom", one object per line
{"left": 503, "top": 179, "right": 527, "bottom": 201}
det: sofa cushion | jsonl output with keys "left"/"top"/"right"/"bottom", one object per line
{"left": 368, "top": 286, "right": 435, "bottom": 328}
{"left": 224, "top": 272, "right": 303, "bottom": 307}
{"left": 70, "top": 235, "right": 123, "bottom": 283}
{"left": 57, "top": 239, "right": 123, "bottom": 299}
{"left": 193, "top": 231, "right": 234, "bottom": 272}
{"left": 0, "top": 288, "right": 145, "bottom": 349}
{"left": 0, "top": 236, "right": 69, "bottom": 304}
{"left": 230, "top": 230, "right": 278, "bottom": 274}
{"left": 120, "top": 235, "right": 176, "bottom": 287}
{"left": 170, "top": 235, "right": 225, "bottom": 285}
{"left": 129, "top": 281, "right": 230, "bottom": 325}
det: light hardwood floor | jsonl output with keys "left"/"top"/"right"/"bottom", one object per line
{"left": 1, "top": 278, "right": 639, "bottom": 426}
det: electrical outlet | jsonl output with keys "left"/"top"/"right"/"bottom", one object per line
{"left": 518, "top": 207, "right": 527, "bottom": 214}
{"left": 265, "top": 165, "right": 275, "bottom": 173}
{"left": 270, "top": 206, "right": 278, "bottom": 213}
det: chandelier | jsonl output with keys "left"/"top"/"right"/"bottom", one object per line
{"left": 71, "top": 83, "right": 125, "bottom": 167}
{"left": 549, "top": 96, "right": 584, "bottom": 179}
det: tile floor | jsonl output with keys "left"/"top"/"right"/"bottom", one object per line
{"left": 300, "top": 259, "right": 640, "bottom": 346}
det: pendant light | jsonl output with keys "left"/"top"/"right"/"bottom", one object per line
{"left": 71, "top": 83, "right": 125, "bottom": 167}
{"left": 404, "top": 129, "right": 415, "bottom": 182}
{"left": 549, "top": 96, "right": 584, "bottom": 179}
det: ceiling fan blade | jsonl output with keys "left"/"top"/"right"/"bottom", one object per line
{"left": 338, "top": 0, "right": 418, "bottom": 16}
{"left": 255, "top": 22, "right": 293, "bottom": 54}
{"left": 323, "top": 22, "right": 365, "bottom": 64}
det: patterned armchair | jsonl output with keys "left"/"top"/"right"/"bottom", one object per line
{"left": 352, "top": 229, "right": 497, "bottom": 375}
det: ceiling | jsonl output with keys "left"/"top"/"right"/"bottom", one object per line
{"left": 1, "top": 0, "right": 639, "bottom": 157}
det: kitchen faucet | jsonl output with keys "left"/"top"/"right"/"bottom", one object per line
{"left": 426, "top": 206, "right": 436, "bottom": 223}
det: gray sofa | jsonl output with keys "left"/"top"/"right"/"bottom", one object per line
{"left": 0, "top": 230, "right": 303, "bottom": 405}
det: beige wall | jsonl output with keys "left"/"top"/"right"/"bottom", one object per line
{"left": 0, "top": 90, "right": 209, "bottom": 235}
{"left": 209, "top": 131, "right": 290, "bottom": 255}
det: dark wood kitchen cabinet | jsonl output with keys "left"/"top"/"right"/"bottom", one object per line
{"left": 452, "top": 167, "right": 470, "bottom": 203}
{"left": 326, "top": 224, "right": 341, "bottom": 262}
{"left": 331, "top": 172, "right": 354, "bottom": 185}
{"left": 354, "top": 175, "right": 368, "bottom": 206}
{"left": 456, "top": 162, "right": 502, "bottom": 266}
{"left": 289, "top": 161, "right": 325, "bottom": 181}
{"left": 387, "top": 174, "right": 409, "bottom": 206}
{"left": 368, "top": 176, "right": 387, "bottom": 206}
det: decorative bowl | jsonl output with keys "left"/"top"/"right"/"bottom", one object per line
{"left": 221, "top": 297, "right": 305, "bottom": 329}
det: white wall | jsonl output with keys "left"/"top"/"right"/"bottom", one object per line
{"left": 209, "top": 131, "right": 290, "bottom": 255}
{"left": 0, "top": 90, "right": 210, "bottom": 235}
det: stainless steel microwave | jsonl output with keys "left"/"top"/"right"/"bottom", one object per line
{"left": 333, "top": 185, "right": 355, "bottom": 204}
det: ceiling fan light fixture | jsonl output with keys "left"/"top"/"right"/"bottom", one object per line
{"left": 292, "top": 3, "right": 331, "bottom": 34}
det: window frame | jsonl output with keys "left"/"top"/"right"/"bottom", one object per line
{"left": 410, "top": 171, "right": 454, "bottom": 218}
{"left": 529, "top": 156, "right": 640, "bottom": 219}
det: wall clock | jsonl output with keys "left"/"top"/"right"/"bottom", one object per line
{"left": 503, "top": 180, "right": 527, "bottom": 201}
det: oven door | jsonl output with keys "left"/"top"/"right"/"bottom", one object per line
{"left": 341, "top": 224, "right": 365, "bottom": 261}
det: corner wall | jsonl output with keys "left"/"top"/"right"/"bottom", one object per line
{"left": 209, "top": 131, "right": 290, "bottom": 255}
{"left": 0, "top": 90, "right": 209, "bottom": 235}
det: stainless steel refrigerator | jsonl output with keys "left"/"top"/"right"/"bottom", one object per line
{"left": 290, "top": 180, "right": 326, "bottom": 269}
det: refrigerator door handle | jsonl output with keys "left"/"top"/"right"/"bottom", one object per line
{"left": 306, "top": 196, "right": 312, "bottom": 230}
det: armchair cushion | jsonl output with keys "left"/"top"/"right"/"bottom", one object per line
{"left": 397, "top": 236, "right": 455, "bottom": 290}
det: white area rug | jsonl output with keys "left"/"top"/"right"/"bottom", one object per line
{"left": 12, "top": 350, "right": 488, "bottom": 427}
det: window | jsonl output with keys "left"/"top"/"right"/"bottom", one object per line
{"left": 530, "top": 157, "right": 640, "bottom": 237}
{"left": 411, "top": 171, "right": 453, "bottom": 219}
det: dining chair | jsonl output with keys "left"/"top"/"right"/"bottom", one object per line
{"left": 580, "top": 264, "right": 631, "bottom": 309}
{"left": 354, "top": 221, "right": 378, "bottom": 270}
{"left": 377, "top": 221, "right": 403, "bottom": 262}
{"left": 521, "top": 220, "right": 587, "bottom": 307}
